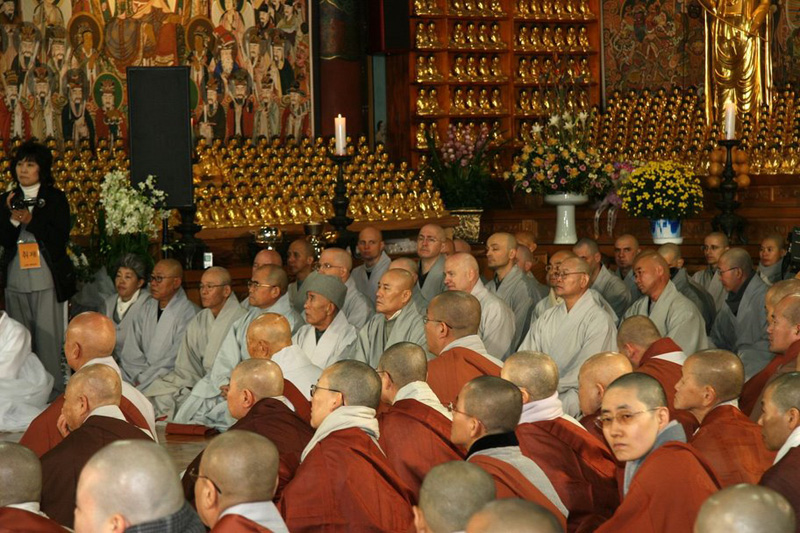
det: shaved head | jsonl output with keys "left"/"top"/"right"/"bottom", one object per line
{"left": 326, "top": 360, "right": 382, "bottom": 409}
{"left": 155, "top": 258, "right": 183, "bottom": 278}
{"left": 76, "top": 441, "right": 184, "bottom": 529}
{"left": 390, "top": 257, "right": 419, "bottom": 281}
{"left": 489, "top": 232, "right": 517, "bottom": 251}
{"left": 707, "top": 232, "right": 730, "bottom": 248}
{"left": 321, "top": 247, "right": 353, "bottom": 272}
{"left": 428, "top": 291, "right": 481, "bottom": 335}
{"left": 377, "top": 342, "right": 428, "bottom": 389}
{"left": 695, "top": 484, "right": 795, "bottom": 533}
{"left": 574, "top": 238, "right": 600, "bottom": 255}
{"left": 578, "top": 351, "right": 633, "bottom": 415}
{"left": 516, "top": 245, "right": 534, "bottom": 265}
{"left": 231, "top": 358, "right": 284, "bottom": 399}
{"left": 444, "top": 252, "right": 480, "bottom": 292}
{"left": 467, "top": 499, "right": 564, "bottom": 533}
{"left": 606, "top": 372, "right": 667, "bottom": 410}
{"left": 515, "top": 231, "right": 537, "bottom": 252}
{"left": 204, "top": 266, "right": 232, "bottom": 285}
{"left": 418, "top": 462, "right": 496, "bottom": 533}
{"left": 65, "top": 311, "right": 117, "bottom": 367}
{"left": 68, "top": 364, "right": 122, "bottom": 407}
{"left": 560, "top": 256, "right": 590, "bottom": 275}
{"left": 253, "top": 264, "right": 289, "bottom": 294}
{"left": 776, "top": 293, "right": 800, "bottom": 326}
{"left": 658, "top": 243, "right": 682, "bottom": 268}
{"left": 462, "top": 376, "right": 523, "bottom": 434}
{"left": 767, "top": 372, "right": 800, "bottom": 414}
{"left": 448, "top": 252, "right": 480, "bottom": 276}
{"left": 766, "top": 279, "right": 800, "bottom": 308}
{"left": 246, "top": 313, "right": 292, "bottom": 358}
{"left": 383, "top": 268, "right": 415, "bottom": 291}
{"left": 253, "top": 249, "right": 282, "bottom": 269}
{"left": 0, "top": 443, "right": 41, "bottom": 506}
{"left": 618, "top": 315, "right": 662, "bottom": 351}
{"left": 453, "top": 238, "right": 471, "bottom": 253}
{"left": 719, "top": 248, "right": 754, "bottom": 276}
{"left": 501, "top": 351, "right": 559, "bottom": 401}
{"left": 686, "top": 349, "right": 745, "bottom": 402}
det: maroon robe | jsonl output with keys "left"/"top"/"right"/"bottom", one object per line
{"left": 279, "top": 427, "right": 415, "bottom": 532}
{"left": 468, "top": 454, "right": 568, "bottom": 532}
{"left": 212, "top": 514, "right": 273, "bottom": 532}
{"left": 637, "top": 338, "right": 699, "bottom": 436}
{"left": 760, "top": 447, "right": 800, "bottom": 533}
{"left": 283, "top": 379, "right": 311, "bottom": 424}
{"left": 596, "top": 442, "right": 721, "bottom": 533}
{"left": 182, "top": 398, "right": 313, "bottom": 504}
{"left": 428, "top": 347, "right": 502, "bottom": 406}
{"left": 0, "top": 507, "right": 67, "bottom": 532}
{"left": 580, "top": 411, "right": 609, "bottom": 448}
{"left": 517, "top": 418, "right": 619, "bottom": 531}
{"left": 40, "top": 415, "right": 153, "bottom": 528}
{"left": 741, "top": 339, "right": 800, "bottom": 420}
{"left": 378, "top": 398, "right": 465, "bottom": 496}
{"left": 20, "top": 393, "right": 150, "bottom": 458}
{"left": 690, "top": 405, "right": 775, "bottom": 487}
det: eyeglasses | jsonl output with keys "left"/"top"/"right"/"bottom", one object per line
{"left": 149, "top": 275, "right": 179, "bottom": 284}
{"left": 417, "top": 235, "right": 440, "bottom": 244}
{"left": 446, "top": 401, "right": 470, "bottom": 417}
{"left": 718, "top": 267, "right": 741, "bottom": 275}
{"left": 551, "top": 270, "right": 586, "bottom": 280}
{"left": 247, "top": 280, "right": 275, "bottom": 290}
{"left": 198, "top": 283, "right": 229, "bottom": 291}
{"left": 316, "top": 262, "right": 345, "bottom": 272}
{"left": 188, "top": 470, "right": 222, "bottom": 495}
{"left": 310, "top": 384, "right": 342, "bottom": 397}
{"left": 595, "top": 408, "right": 659, "bottom": 429}
{"left": 422, "top": 315, "right": 452, "bottom": 329}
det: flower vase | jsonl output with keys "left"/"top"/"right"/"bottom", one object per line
{"left": 650, "top": 219, "right": 683, "bottom": 244}
{"left": 544, "top": 193, "right": 588, "bottom": 244}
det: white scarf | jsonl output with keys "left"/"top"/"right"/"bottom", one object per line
{"left": 301, "top": 406, "right": 380, "bottom": 462}
{"left": 116, "top": 288, "right": 141, "bottom": 319}
{"left": 519, "top": 392, "right": 563, "bottom": 424}
{"left": 394, "top": 381, "right": 452, "bottom": 420}
{"left": 775, "top": 425, "right": 800, "bottom": 465}
{"left": 21, "top": 183, "right": 40, "bottom": 200}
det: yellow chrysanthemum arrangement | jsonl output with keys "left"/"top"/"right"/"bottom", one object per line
{"left": 618, "top": 161, "right": 703, "bottom": 220}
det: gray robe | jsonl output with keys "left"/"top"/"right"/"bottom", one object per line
{"left": 354, "top": 304, "right": 427, "bottom": 368}
{"left": 119, "top": 288, "right": 199, "bottom": 390}
{"left": 671, "top": 268, "right": 716, "bottom": 334}
{"left": 103, "top": 289, "right": 151, "bottom": 360}
{"left": 692, "top": 268, "right": 727, "bottom": 313}
{"left": 486, "top": 266, "right": 533, "bottom": 351}
{"left": 758, "top": 262, "right": 784, "bottom": 286}
{"left": 342, "top": 277, "right": 374, "bottom": 329}
{"left": 520, "top": 290, "right": 617, "bottom": 416}
{"left": 351, "top": 251, "right": 391, "bottom": 308}
{"left": 614, "top": 268, "right": 642, "bottom": 302}
{"left": 419, "top": 255, "right": 446, "bottom": 303}
{"left": 142, "top": 292, "right": 246, "bottom": 418}
{"left": 532, "top": 288, "right": 618, "bottom": 325}
{"left": 523, "top": 271, "right": 549, "bottom": 305}
{"left": 592, "top": 264, "right": 632, "bottom": 318}
{"left": 288, "top": 278, "right": 311, "bottom": 314}
{"left": 709, "top": 274, "right": 771, "bottom": 380}
{"left": 471, "top": 281, "right": 515, "bottom": 360}
{"left": 292, "top": 310, "right": 358, "bottom": 368}
{"left": 623, "top": 281, "right": 709, "bottom": 356}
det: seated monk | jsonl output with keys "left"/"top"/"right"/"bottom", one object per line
{"left": 577, "top": 351, "right": 632, "bottom": 446}
{"left": 502, "top": 351, "right": 618, "bottom": 530}
{"left": 377, "top": 342, "right": 464, "bottom": 496}
{"left": 75, "top": 440, "right": 205, "bottom": 532}
{"left": 674, "top": 349, "right": 774, "bottom": 487}
{"left": 195, "top": 431, "right": 290, "bottom": 532}
{"left": 20, "top": 312, "right": 156, "bottom": 457}
{"left": 316, "top": 247, "right": 374, "bottom": 329}
{"left": 742, "top": 286, "right": 800, "bottom": 419}
{"left": 279, "top": 360, "right": 415, "bottom": 532}
{"left": 617, "top": 315, "right": 698, "bottom": 436}
{"left": 595, "top": 373, "right": 720, "bottom": 532}
{"left": 695, "top": 483, "right": 796, "bottom": 533}
{"left": 466, "top": 498, "right": 564, "bottom": 533}
{"left": 413, "top": 461, "right": 496, "bottom": 533}
{"left": 389, "top": 257, "right": 428, "bottom": 314}
{"left": 426, "top": 291, "right": 503, "bottom": 406}
{"left": 40, "top": 365, "right": 153, "bottom": 528}
{"left": 758, "top": 372, "right": 800, "bottom": 525}
{"left": 450, "top": 376, "right": 568, "bottom": 529}
{"left": 182, "top": 359, "right": 313, "bottom": 504}
{"left": 0, "top": 443, "right": 66, "bottom": 532}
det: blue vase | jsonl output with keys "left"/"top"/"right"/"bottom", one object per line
{"left": 650, "top": 219, "right": 683, "bottom": 244}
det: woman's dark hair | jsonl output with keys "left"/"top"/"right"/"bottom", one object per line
{"left": 10, "top": 141, "right": 54, "bottom": 186}
{"left": 115, "top": 253, "right": 148, "bottom": 281}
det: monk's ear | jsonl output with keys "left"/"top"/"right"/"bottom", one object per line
{"left": 109, "top": 513, "right": 129, "bottom": 532}
{"left": 401, "top": 288, "right": 412, "bottom": 305}
{"left": 655, "top": 406, "right": 670, "bottom": 429}
{"left": 242, "top": 389, "right": 256, "bottom": 410}
{"left": 78, "top": 394, "right": 91, "bottom": 419}
{"left": 677, "top": 258, "right": 685, "bottom": 269}
{"left": 222, "top": 284, "right": 232, "bottom": 298}
{"left": 412, "top": 505, "right": 428, "bottom": 533}
{"left": 787, "top": 407, "right": 800, "bottom": 430}
{"left": 519, "top": 388, "right": 531, "bottom": 404}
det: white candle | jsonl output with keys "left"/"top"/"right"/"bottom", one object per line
{"left": 334, "top": 114, "right": 346, "bottom": 155}
{"left": 724, "top": 102, "right": 736, "bottom": 140}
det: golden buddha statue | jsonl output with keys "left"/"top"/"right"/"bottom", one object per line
{"left": 516, "top": 0, "right": 530, "bottom": 15}
{"left": 478, "top": 56, "right": 492, "bottom": 81}
{"left": 490, "top": 55, "right": 506, "bottom": 80}
{"left": 541, "top": 27, "right": 555, "bottom": 51}
{"left": 453, "top": 88, "right": 467, "bottom": 112}
{"left": 429, "top": 88, "right": 443, "bottom": 113}
{"left": 427, "top": 22, "right": 441, "bottom": 47}
{"left": 464, "top": 0, "right": 477, "bottom": 13}
{"left": 417, "top": 88, "right": 430, "bottom": 114}
{"left": 465, "top": 22, "right": 478, "bottom": 48}
{"left": 427, "top": 56, "right": 443, "bottom": 80}
{"left": 530, "top": 58, "right": 541, "bottom": 78}
{"left": 416, "top": 55, "right": 430, "bottom": 81}
{"left": 554, "top": 27, "right": 567, "bottom": 51}
{"left": 452, "top": 55, "right": 466, "bottom": 80}
{"left": 466, "top": 56, "right": 479, "bottom": 80}
{"left": 477, "top": 23, "right": 489, "bottom": 47}
{"left": 517, "top": 57, "right": 530, "bottom": 80}
{"left": 518, "top": 89, "right": 532, "bottom": 112}
{"left": 517, "top": 26, "right": 531, "bottom": 50}
{"left": 566, "top": 27, "right": 578, "bottom": 51}
{"left": 491, "top": 0, "right": 504, "bottom": 14}
{"left": 489, "top": 23, "right": 502, "bottom": 48}
{"left": 465, "top": 88, "right": 478, "bottom": 113}
{"left": 451, "top": 22, "right": 467, "bottom": 47}
{"left": 415, "top": 22, "right": 429, "bottom": 48}
{"left": 478, "top": 88, "right": 491, "bottom": 110}
{"left": 490, "top": 88, "right": 503, "bottom": 110}
{"left": 451, "top": 0, "right": 465, "bottom": 14}
{"left": 530, "top": 26, "right": 543, "bottom": 50}
{"left": 578, "top": 26, "right": 590, "bottom": 50}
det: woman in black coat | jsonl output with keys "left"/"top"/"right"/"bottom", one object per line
{"left": 0, "top": 141, "right": 75, "bottom": 395}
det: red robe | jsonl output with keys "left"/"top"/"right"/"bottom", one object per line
{"left": 40, "top": 415, "right": 153, "bottom": 528}
{"left": 760, "top": 446, "right": 800, "bottom": 533}
{"left": 580, "top": 411, "right": 610, "bottom": 448}
{"left": 468, "top": 454, "right": 568, "bottom": 532}
{"left": 741, "top": 339, "right": 800, "bottom": 419}
{"left": 212, "top": 514, "right": 273, "bottom": 532}
{"left": 427, "top": 347, "right": 502, "bottom": 406}
{"left": 596, "top": 442, "right": 721, "bottom": 533}
{"left": 0, "top": 507, "right": 67, "bottom": 532}
{"left": 690, "top": 405, "right": 775, "bottom": 487}
{"left": 636, "top": 338, "right": 699, "bottom": 436}
{"left": 283, "top": 379, "right": 311, "bottom": 424}
{"left": 20, "top": 394, "right": 151, "bottom": 458}
{"left": 378, "top": 398, "right": 465, "bottom": 496}
{"left": 279, "top": 427, "right": 415, "bottom": 532}
{"left": 517, "top": 419, "right": 619, "bottom": 531}
{"left": 182, "top": 398, "right": 313, "bottom": 504}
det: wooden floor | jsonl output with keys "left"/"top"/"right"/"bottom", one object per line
{"left": 0, "top": 424, "right": 211, "bottom": 473}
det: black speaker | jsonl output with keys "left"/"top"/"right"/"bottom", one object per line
{"left": 368, "top": 0, "right": 410, "bottom": 54}
{"left": 127, "top": 66, "right": 194, "bottom": 208}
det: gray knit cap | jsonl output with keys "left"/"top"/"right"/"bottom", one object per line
{"left": 302, "top": 272, "right": 347, "bottom": 310}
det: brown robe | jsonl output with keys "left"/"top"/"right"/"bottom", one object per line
{"left": 182, "top": 398, "right": 313, "bottom": 504}
{"left": 378, "top": 398, "right": 465, "bottom": 497}
{"left": 427, "top": 347, "right": 501, "bottom": 406}
{"left": 279, "top": 427, "right": 415, "bottom": 532}
{"left": 0, "top": 507, "right": 67, "bottom": 532}
{"left": 741, "top": 339, "right": 800, "bottom": 420}
{"left": 212, "top": 514, "right": 273, "bottom": 532}
{"left": 283, "top": 379, "right": 311, "bottom": 424}
{"left": 690, "top": 405, "right": 775, "bottom": 487}
{"left": 517, "top": 418, "right": 619, "bottom": 531}
{"left": 760, "top": 446, "right": 800, "bottom": 533}
{"left": 40, "top": 415, "right": 153, "bottom": 528}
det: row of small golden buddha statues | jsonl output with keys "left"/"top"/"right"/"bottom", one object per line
{"left": 515, "top": 0, "right": 592, "bottom": 19}
{"left": 415, "top": 21, "right": 507, "bottom": 50}
{"left": 417, "top": 54, "right": 509, "bottom": 83}
{"left": 414, "top": 0, "right": 592, "bottom": 19}
{"left": 515, "top": 24, "right": 591, "bottom": 52}
{"left": 415, "top": 120, "right": 504, "bottom": 150}
{"left": 414, "top": 0, "right": 505, "bottom": 16}
{"left": 516, "top": 56, "right": 589, "bottom": 82}
{"left": 516, "top": 87, "right": 590, "bottom": 116}
{"left": 452, "top": 86, "right": 506, "bottom": 114}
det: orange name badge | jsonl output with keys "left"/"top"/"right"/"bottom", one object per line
{"left": 19, "top": 242, "right": 41, "bottom": 269}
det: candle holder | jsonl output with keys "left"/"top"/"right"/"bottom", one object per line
{"left": 711, "top": 139, "right": 747, "bottom": 244}
{"left": 328, "top": 154, "right": 354, "bottom": 249}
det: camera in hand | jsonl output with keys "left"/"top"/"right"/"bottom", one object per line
{"left": 10, "top": 194, "right": 45, "bottom": 211}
